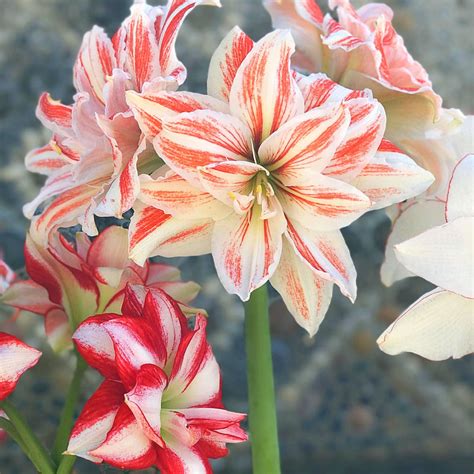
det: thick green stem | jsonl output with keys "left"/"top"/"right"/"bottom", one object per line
{"left": 56, "top": 453, "right": 76, "bottom": 474}
{"left": 0, "top": 399, "right": 55, "bottom": 474}
{"left": 244, "top": 284, "right": 281, "bottom": 474}
{"left": 51, "top": 353, "right": 87, "bottom": 466}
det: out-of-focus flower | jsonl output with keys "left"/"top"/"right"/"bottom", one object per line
{"left": 378, "top": 154, "right": 474, "bottom": 360}
{"left": 263, "top": 0, "right": 442, "bottom": 143}
{"left": 24, "top": 0, "right": 220, "bottom": 239}
{"left": 0, "top": 259, "right": 15, "bottom": 295}
{"left": 0, "top": 333, "right": 41, "bottom": 400}
{"left": 1, "top": 226, "right": 200, "bottom": 351}
{"left": 381, "top": 113, "right": 473, "bottom": 286}
{"left": 126, "top": 28, "right": 432, "bottom": 335}
{"left": 66, "top": 285, "right": 247, "bottom": 472}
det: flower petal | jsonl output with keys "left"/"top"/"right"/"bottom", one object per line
{"left": 352, "top": 139, "right": 434, "bottom": 210}
{"left": 229, "top": 30, "right": 304, "bottom": 145}
{"left": 25, "top": 142, "right": 74, "bottom": 176}
{"left": 395, "top": 217, "right": 474, "bottom": 298}
{"left": 207, "top": 26, "right": 254, "bottom": 102}
{"left": 277, "top": 174, "right": 371, "bottom": 231}
{"left": 88, "top": 404, "right": 157, "bottom": 470}
{"left": 286, "top": 218, "right": 356, "bottom": 300}
{"left": 0, "top": 333, "right": 41, "bottom": 400}
{"left": 211, "top": 206, "right": 286, "bottom": 301}
{"left": 66, "top": 380, "right": 125, "bottom": 462}
{"left": 270, "top": 238, "right": 333, "bottom": 336}
{"left": 155, "top": 109, "right": 252, "bottom": 185}
{"left": 129, "top": 203, "right": 213, "bottom": 266}
{"left": 446, "top": 154, "right": 474, "bottom": 221}
{"left": 258, "top": 103, "right": 350, "bottom": 183}
{"left": 1, "top": 280, "right": 56, "bottom": 315}
{"left": 139, "top": 170, "right": 230, "bottom": 219}
{"left": 36, "top": 93, "right": 72, "bottom": 134}
{"left": 156, "top": 439, "right": 211, "bottom": 474}
{"left": 377, "top": 288, "right": 474, "bottom": 360}
{"left": 126, "top": 90, "right": 229, "bottom": 141}
{"left": 381, "top": 199, "right": 445, "bottom": 286}
{"left": 323, "top": 98, "right": 386, "bottom": 181}
{"left": 124, "top": 363, "right": 167, "bottom": 446}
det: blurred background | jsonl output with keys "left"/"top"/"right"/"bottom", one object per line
{"left": 0, "top": 0, "right": 473, "bottom": 472}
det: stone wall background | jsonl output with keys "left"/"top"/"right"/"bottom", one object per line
{"left": 0, "top": 0, "right": 473, "bottom": 472}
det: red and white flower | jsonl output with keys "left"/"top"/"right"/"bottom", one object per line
{"left": 378, "top": 154, "right": 474, "bottom": 360}
{"left": 263, "top": 0, "right": 442, "bottom": 142}
{"left": 1, "top": 225, "right": 200, "bottom": 351}
{"left": 66, "top": 285, "right": 247, "bottom": 472}
{"left": 126, "top": 28, "right": 433, "bottom": 335}
{"left": 24, "top": 0, "right": 220, "bottom": 239}
{"left": 0, "top": 333, "right": 41, "bottom": 400}
{"left": 0, "top": 259, "right": 15, "bottom": 295}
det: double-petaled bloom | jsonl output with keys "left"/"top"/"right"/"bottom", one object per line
{"left": 66, "top": 285, "right": 247, "bottom": 472}
{"left": 378, "top": 150, "right": 474, "bottom": 361}
{"left": 0, "top": 332, "right": 41, "bottom": 400}
{"left": 1, "top": 226, "right": 200, "bottom": 351}
{"left": 125, "top": 28, "right": 433, "bottom": 335}
{"left": 264, "top": 0, "right": 442, "bottom": 144}
{"left": 24, "top": 0, "right": 220, "bottom": 239}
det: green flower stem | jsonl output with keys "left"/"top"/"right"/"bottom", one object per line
{"left": 244, "top": 284, "right": 281, "bottom": 474}
{"left": 56, "top": 453, "right": 76, "bottom": 474}
{"left": 0, "top": 417, "right": 34, "bottom": 464}
{"left": 0, "top": 399, "right": 55, "bottom": 474}
{"left": 51, "top": 353, "right": 87, "bottom": 466}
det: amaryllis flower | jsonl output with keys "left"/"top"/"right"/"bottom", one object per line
{"left": 66, "top": 285, "right": 246, "bottom": 472}
{"left": 381, "top": 113, "right": 473, "bottom": 286}
{"left": 263, "top": 0, "right": 442, "bottom": 143}
{"left": 0, "top": 333, "right": 41, "bottom": 400}
{"left": 24, "top": 0, "right": 220, "bottom": 239}
{"left": 378, "top": 154, "right": 474, "bottom": 360}
{"left": 0, "top": 259, "right": 15, "bottom": 295}
{"left": 125, "top": 28, "right": 432, "bottom": 335}
{"left": 1, "top": 225, "right": 200, "bottom": 351}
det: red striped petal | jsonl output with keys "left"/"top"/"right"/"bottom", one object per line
{"left": 36, "top": 93, "right": 73, "bottom": 134}
{"left": 229, "top": 30, "right": 304, "bottom": 145}
{"left": 156, "top": 439, "right": 212, "bottom": 474}
{"left": 207, "top": 26, "right": 254, "bottom": 102}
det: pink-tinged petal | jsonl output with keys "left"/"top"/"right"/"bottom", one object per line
{"left": 155, "top": 109, "right": 253, "bottom": 185}
{"left": 31, "top": 178, "right": 106, "bottom": 238}
{"left": 74, "top": 26, "right": 115, "bottom": 104}
{"left": 381, "top": 199, "right": 445, "bottom": 286}
{"left": 124, "top": 364, "right": 167, "bottom": 446}
{"left": 0, "top": 333, "right": 41, "bottom": 400}
{"left": 126, "top": 89, "right": 229, "bottom": 141}
{"left": 258, "top": 103, "right": 350, "bottom": 183}
{"left": 103, "top": 68, "right": 132, "bottom": 118}
{"left": 322, "top": 15, "right": 367, "bottom": 51}
{"left": 207, "top": 26, "right": 254, "bottom": 102}
{"left": 102, "top": 318, "right": 165, "bottom": 389}
{"left": 44, "top": 308, "right": 72, "bottom": 352}
{"left": 229, "top": 30, "right": 304, "bottom": 145}
{"left": 377, "top": 288, "right": 474, "bottom": 360}
{"left": 156, "top": 439, "right": 211, "bottom": 474}
{"left": 0, "top": 261, "right": 15, "bottom": 296}
{"left": 446, "top": 154, "right": 474, "bottom": 222}
{"left": 270, "top": 238, "right": 333, "bottom": 336}
{"left": 286, "top": 219, "right": 356, "bottom": 300}
{"left": 156, "top": 0, "right": 221, "bottom": 82}
{"left": 139, "top": 170, "right": 230, "bottom": 220}
{"left": 211, "top": 205, "right": 286, "bottom": 301}
{"left": 197, "top": 161, "right": 265, "bottom": 208}
{"left": 73, "top": 314, "right": 120, "bottom": 379}
{"left": 1, "top": 280, "right": 55, "bottom": 315}
{"left": 296, "top": 73, "right": 372, "bottom": 111}
{"left": 88, "top": 404, "right": 157, "bottom": 469}
{"left": 177, "top": 407, "right": 246, "bottom": 433}
{"left": 129, "top": 203, "right": 213, "bottom": 265}
{"left": 121, "top": 2, "right": 160, "bottom": 90}
{"left": 263, "top": 0, "right": 324, "bottom": 72}
{"left": 36, "top": 92, "right": 72, "bottom": 134}
{"left": 352, "top": 139, "right": 434, "bottom": 209}
{"left": 323, "top": 98, "right": 386, "bottom": 181}
{"left": 25, "top": 142, "right": 74, "bottom": 176}
{"left": 66, "top": 380, "right": 125, "bottom": 462}
{"left": 277, "top": 174, "right": 371, "bottom": 231}
{"left": 395, "top": 217, "right": 474, "bottom": 298}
